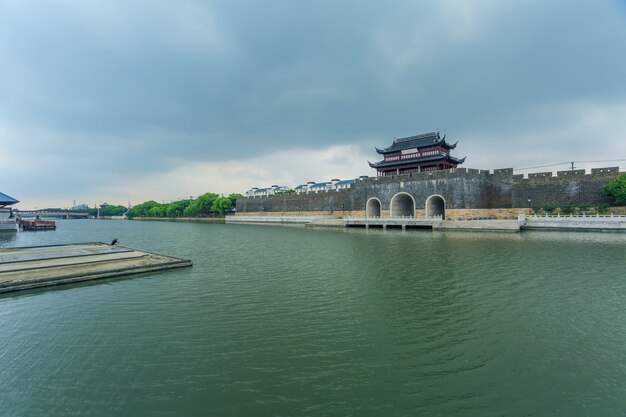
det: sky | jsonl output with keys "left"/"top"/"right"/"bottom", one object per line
{"left": 1, "top": 0, "right": 626, "bottom": 209}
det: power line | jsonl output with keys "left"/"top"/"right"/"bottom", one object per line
{"left": 573, "top": 159, "right": 626, "bottom": 164}
{"left": 514, "top": 162, "right": 571, "bottom": 171}
{"left": 514, "top": 159, "right": 626, "bottom": 171}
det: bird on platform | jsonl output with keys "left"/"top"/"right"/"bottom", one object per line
{"left": 111, "top": 238, "right": 119, "bottom": 246}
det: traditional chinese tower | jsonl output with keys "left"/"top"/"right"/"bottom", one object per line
{"left": 368, "top": 131, "right": 465, "bottom": 176}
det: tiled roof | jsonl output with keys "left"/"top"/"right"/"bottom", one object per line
{"left": 376, "top": 132, "right": 457, "bottom": 154}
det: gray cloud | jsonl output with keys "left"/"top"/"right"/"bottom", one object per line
{"left": 1, "top": 0, "right": 625, "bottom": 206}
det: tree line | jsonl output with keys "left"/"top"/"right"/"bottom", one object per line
{"left": 128, "top": 193, "right": 241, "bottom": 218}
{"left": 88, "top": 203, "right": 127, "bottom": 217}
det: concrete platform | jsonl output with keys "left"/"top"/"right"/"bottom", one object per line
{"left": 227, "top": 215, "right": 316, "bottom": 224}
{"left": 228, "top": 216, "right": 523, "bottom": 232}
{"left": 0, "top": 242, "right": 192, "bottom": 294}
{"left": 434, "top": 220, "right": 521, "bottom": 232}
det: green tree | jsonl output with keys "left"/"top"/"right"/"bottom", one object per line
{"left": 184, "top": 193, "right": 219, "bottom": 217}
{"left": 148, "top": 206, "right": 164, "bottom": 217}
{"left": 129, "top": 201, "right": 159, "bottom": 218}
{"left": 165, "top": 199, "right": 192, "bottom": 217}
{"left": 227, "top": 193, "right": 242, "bottom": 206}
{"left": 604, "top": 173, "right": 626, "bottom": 206}
{"left": 99, "top": 203, "right": 127, "bottom": 216}
{"left": 128, "top": 192, "right": 238, "bottom": 219}
{"left": 211, "top": 197, "right": 234, "bottom": 216}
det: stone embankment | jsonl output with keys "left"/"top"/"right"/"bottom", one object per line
{"left": 227, "top": 214, "right": 626, "bottom": 233}
{"left": 228, "top": 215, "right": 522, "bottom": 231}
{"left": 226, "top": 216, "right": 316, "bottom": 225}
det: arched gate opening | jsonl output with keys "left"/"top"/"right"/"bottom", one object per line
{"left": 426, "top": 195, "right": 446, "bottom": 218}
{"left": 390, "top": 193, "right": 415, "bottom": 217}
{"left": 366, "top": 198, "right": 382, "bottom": 217}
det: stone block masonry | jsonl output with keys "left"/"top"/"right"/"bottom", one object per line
{"left": 513, "top": 167, "right": 620, "bottom": 208}
{"left": 237, "top": 190, "right": 356, "bottom": 215}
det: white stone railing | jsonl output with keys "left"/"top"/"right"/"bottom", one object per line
{"left": 527, "top": 213, "right": 626, "bottom": 219}
{"left": 518, "top": 214, "right": 626, "bottom": 225}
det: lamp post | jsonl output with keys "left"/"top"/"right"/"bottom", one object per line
{"left": 528, "top": 195, "right": 531, "bottom": 214}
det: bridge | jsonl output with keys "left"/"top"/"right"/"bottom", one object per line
{"left": 15, "top": 209, "right": 90, "bottom": 219}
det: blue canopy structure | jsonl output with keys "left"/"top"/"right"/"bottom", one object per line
{"left": 0, "top": 192, "right": 19, "bottom": 207}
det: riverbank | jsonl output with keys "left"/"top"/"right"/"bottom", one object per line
{"left": 131, "top": 217, "right": 225, "bottom": 223}
{"left": 128, "top": 214, "right": 626, "bottom": 232}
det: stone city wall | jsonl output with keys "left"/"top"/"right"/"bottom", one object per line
{"left": 236, "top": 167, "right": 622, "bottom": 218}
{"left": 512, "top": 167, "right": 619, "bottom": 208}
{"left": 236, "top": 190, "right": 356, "bottom": 215}
{"left": 351, "top": 168, "right": 513, "bottom": 210}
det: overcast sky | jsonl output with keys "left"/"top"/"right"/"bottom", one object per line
{"left": 2, "top": 0, "right": 626, "bottom": 208}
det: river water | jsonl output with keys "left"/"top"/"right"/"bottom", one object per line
{"left": 0, "top": 220, "right": 625, "bottom": 417}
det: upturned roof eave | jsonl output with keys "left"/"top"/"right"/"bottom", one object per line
{"left": 369, "top": 154, "right": 464, "bottom": 168}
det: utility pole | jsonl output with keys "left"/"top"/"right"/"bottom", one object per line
{"left": 570, "top": 161, "right": 575, "bottom": 171}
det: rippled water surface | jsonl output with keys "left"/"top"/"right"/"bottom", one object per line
{"left": 1, "top": 220, "right": 625, "bottom": 417}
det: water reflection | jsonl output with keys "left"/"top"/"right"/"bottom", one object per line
{"left": 0, "top": 232, "right": 17, "bottom": 246}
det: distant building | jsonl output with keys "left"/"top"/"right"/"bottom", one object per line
{"left": 295, "top": 179, "right": 355, "bottom": 194}
{"left": 245, "top": 185, "right": 289, "bottom": 197}
{"left": 71, "top": 203, "right": 90, "bottom": 211}
{"left": 369, "top": 132, "right": 465, "bottom": 176}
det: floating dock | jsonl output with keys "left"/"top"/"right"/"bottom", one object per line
{"left": 18, "top": 219, "right": 56, "bottom": 231}
{"left": 0, "top": 242, "right": 192, "bottom": 294}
